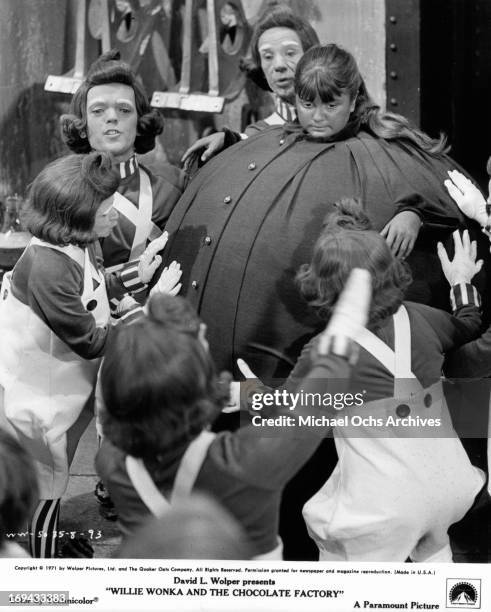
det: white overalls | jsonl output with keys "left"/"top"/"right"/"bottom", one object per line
{"left": 125, "top": 431, "right": 283, "bottom": 560}
{"left": 303, "top": 306, "right": 485, "bottom": 562}
{"left": 0, "top": 238, "right": 110, "bottom": 499}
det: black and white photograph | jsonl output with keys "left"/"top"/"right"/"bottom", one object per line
{"left": 0, "top": 1, "right": 490, "bottom": 610}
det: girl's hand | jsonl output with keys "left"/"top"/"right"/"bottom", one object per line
{"left": 138, "top": 232, "right": 168, "bottom": 284}
{"left": 444, "top": 170, "right": 488, "bottom": 227}
{"left": 181, "top": 132, "right": 226, "bottom": 164}
{"left": 149, "top": 260, "right": 182, "bottom": 296}
{"left": 437, "top": 229, "right": 483, "bottom": 286}
{"left": 380, "top": 210, "right": 422, "bottom": 259}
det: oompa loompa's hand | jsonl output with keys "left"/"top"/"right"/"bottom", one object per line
{"left": 437, "top": 229, "right": 483, "bottom": 287}
{"left": 444, "top": 170, "right": 488, "bottom": 228}
{"left": 149, "top": 260, "right": 182, "bottom": 297}
{"left": 138, "top": 232, "right": 169, "bottom": 284}
{"left": 181, "top": 132, "right": 226, "bottom": 164}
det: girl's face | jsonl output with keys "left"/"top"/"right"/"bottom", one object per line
{"left": 257, "top": 27, "right": 303, "bottom": 104}
{"left": 93, "top": 196, "right": 119, "bottom": 238}
{"left": 86, "top": 83, "right": 138, "bottom": 163}
{"left": 296, "top": 92, "right": 356, "bottom": 140}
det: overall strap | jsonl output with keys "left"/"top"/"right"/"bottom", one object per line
{"left": 355, "top": 328, "right": 396, "bottom": 376}
{"left": 125, "top": 431, "right": 216, "bottom": 517}
{"left": 393, "top": 306, "right": 421, "bottom": 396}
{"left": 393, "top": 306, "right": 415, "bottom": 379}
{"left": 125, "top": 455, "right": 170, "bottom": 517}
{"left": 355, "top": 306, "right": 416, "bottom": 380}
{"left": 29, "top": 236, "right": 85, "bottom": 268}
{"left": 111, "top": 167, "right": 162, "bottom": 267}
{"left": 171, "top": 431, "right": 216, "bottom": 503}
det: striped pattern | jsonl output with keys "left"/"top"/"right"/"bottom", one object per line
{"left": 29, "top": 499, "right": 60, "bottom": 558}
{"left": 118, "top": 155, "right": 139, "bottom": 179}
{"left": 450, "top": 283, "right": 481, "bottom": 311}
{"left": 119, "top": 305, "right": 144, "bottom": 324}
{"left": 274, "top": 94, "right": 296, "bottom": 123}
{"left": 120, "top": 260, "right": 147, "bottom": 292}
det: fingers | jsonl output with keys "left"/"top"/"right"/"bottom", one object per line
{"left": 380, "top": 223, "right": 389, "bottom": 238}
{"left": 382, "top": 224, "right": 396, "bottom": 249}
{"left": 452, "top": 229, "right": 464, "bottom": 254}
{"left": 168, "top": 282, "right": 182, "bottom": 296}
{"left": 444, "top": 179, "right": 464, "bottom": 205}
{"left": 461, "top": 229, "right": 471, "bottom": 254}
{"left": 145, "top": 255, "right": 162, "bottom": 279}
{"left": 397, "top": 235, "right": 414, "bottom": 260}
{"left": 447, "top": 169, "right": 473, "bottom": 191}
{"left": 181, "top": 140, "right": 207, "bottom": 163}
{"left": 144, "top": 232, "right": 169, "bottom": 258}
{"left": 237, "top": 358, "right": 256, "bottom": 379}
{"left": 471, "top": 239, "right": 477, "bottom": 261}
{"left": 167, "top": 260, "right": 180, "bottom": 272}
{"left": 390, "top": 232, "right": 405, "bottom": 258}
{"left": 436, "top": 241, "right": 451, "bottom": 270}
{"left": 201, "top": 143, "right": 215, "bottom": 163}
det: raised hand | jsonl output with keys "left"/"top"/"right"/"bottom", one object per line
{"left": 437, "top": 229, "right": 483, "bottom": 286}
{"left": 444, "top": 170, "right": 488, "bottom": 227}
{"left": 149, "top": 260, "right": 182, "bottom": 296}
{"left": 138, "top": 232, "right": 169, "bottom": 284}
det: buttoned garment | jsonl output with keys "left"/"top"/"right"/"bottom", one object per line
{"left": 160, "top": 127, "right": 484, "bottom": 380}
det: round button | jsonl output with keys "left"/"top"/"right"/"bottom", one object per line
{"left": 204, "top": 236, "right": 212, "bottom": 245}
{"left": 424, "top": 393, "right": 432, "bottom": 408}
{"left": 248, "top": 162, "right": 256, "bottom": 170}
{"left": 223, "top": 195, "right": 232, "bottom": 204}
{"left": 191, "top": 281, "right": 199, "bottom": 290}
{"left": 395, "top": 404, "right": 410, "bottom": 418}
{"left": 86, "top": 299, "right": 98, "bottom": 311}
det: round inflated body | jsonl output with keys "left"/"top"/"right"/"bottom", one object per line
{"left": 161, "top": 127, "right": 485, "bottom": 380}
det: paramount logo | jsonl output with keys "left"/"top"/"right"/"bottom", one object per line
{"left": 446, "top": 579, "right": 481, "bottom": 609}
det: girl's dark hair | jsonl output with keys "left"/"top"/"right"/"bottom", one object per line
{"left": 240, "top": 6, "right": 320, "bottom": 91}
{"left": 24, "top": 151, "right": 119, "bottom": 247}
{"left": 60, "top": 50, "right": 163, "bottom": 154}
{"left": 297, "top": 198, "right": 412, "bottom": 327}
{"left": 295, "top": 45, "right": 448, "bottom": 154}
{"left": 100, "top": 295, "right": 230, "bottom": 459}
{"left": 0, "top": 430, "right": 38, "bottom": 542}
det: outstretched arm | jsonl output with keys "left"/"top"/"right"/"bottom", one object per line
{"left": 221, "top": 269, "right": 372, "bottom": 490}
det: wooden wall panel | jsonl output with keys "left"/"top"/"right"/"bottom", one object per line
{"left": 312, "top": 0, "right": 386, "bottom": 108}
{"left": 0, "top": 0, "right": 69, "bottom": 198}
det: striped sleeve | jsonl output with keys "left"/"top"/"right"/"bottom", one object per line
{"left": 118, "top": 305, "right": 145, "bottom": 324}
{"left": 115, "top": 295, "right": 144, "bottom": 325}
{"left": 119, "top": 260, "right": 147, "bottom": 293}
{"left": 450, "top": 283, "right": 481, "bottom": 311}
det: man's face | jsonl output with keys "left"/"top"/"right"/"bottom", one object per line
{"left": 86, "top": 83, "right": 138, "bottom": 162}
{"left": 257, "top": 27, "right": 303, "bottom": 104}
